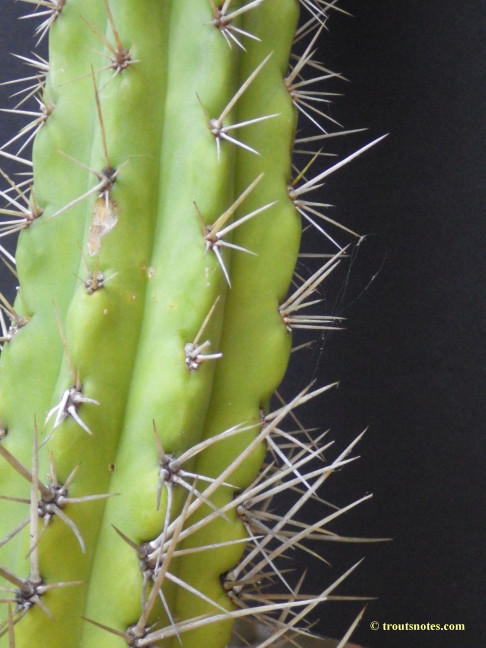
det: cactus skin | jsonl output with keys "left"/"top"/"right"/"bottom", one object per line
{"left": 0, "top": 1, "right": 375, "bottom": 647}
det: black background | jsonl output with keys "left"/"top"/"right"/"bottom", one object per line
{"left": 1, "top": 2, "right": 485, "bottom": 647}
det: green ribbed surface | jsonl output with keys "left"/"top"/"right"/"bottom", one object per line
{"left": 0, "top": 1, "right": 300, "bottom": 646}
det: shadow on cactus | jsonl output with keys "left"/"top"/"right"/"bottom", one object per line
{"left": 0, "top": 1, "right": 386, "bottom": 646}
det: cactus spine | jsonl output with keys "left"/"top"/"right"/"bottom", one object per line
{"left": 0, "top": 1, "right": 379, "bottom": 646}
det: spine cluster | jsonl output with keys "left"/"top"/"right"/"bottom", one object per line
{"left": 0, "top": 1, "right": 379, "bottom": 646}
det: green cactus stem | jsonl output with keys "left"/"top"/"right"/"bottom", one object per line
{"left": 0, "top": 1, "right": 382, "bottom": 646}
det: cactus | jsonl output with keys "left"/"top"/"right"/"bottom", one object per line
{"left": 0, "top": 1, "right": 382, "bottom": 646}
